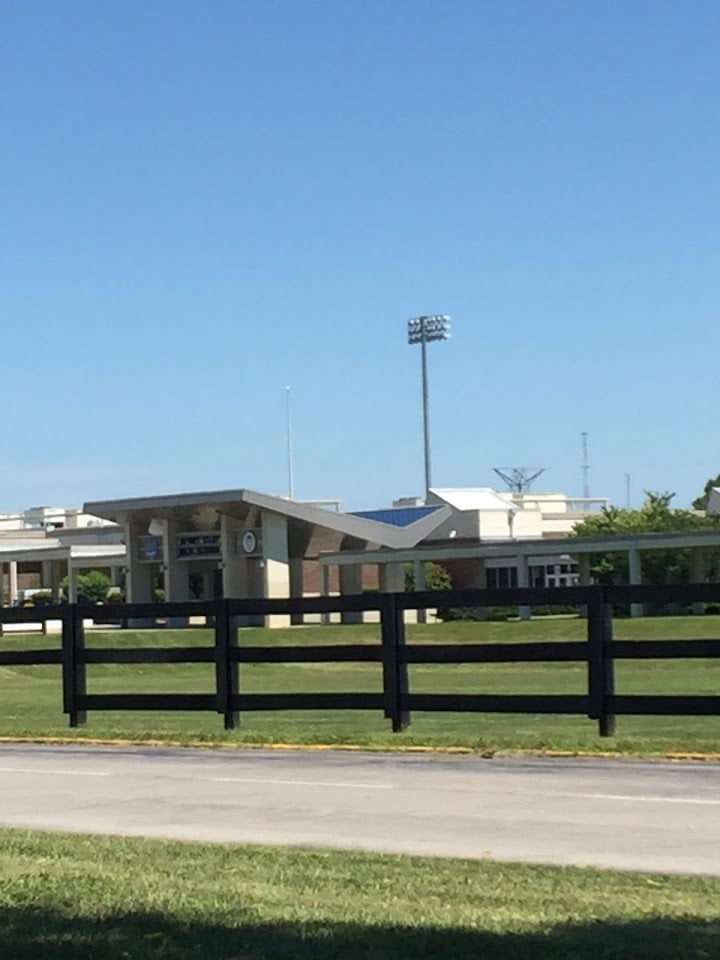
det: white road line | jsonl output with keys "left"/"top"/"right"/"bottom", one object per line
{"left": 0, "top": 766, "right": 111, "bottom": 777}
{"left": 571, "top": 792, "right": 720, "bottom": 806}
{"left": 211, "top": 776, "right": 391, "bottom": 790}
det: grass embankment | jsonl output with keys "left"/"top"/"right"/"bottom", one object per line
{"left": 1, "top": 617, "right": 719, "bottom": 755}
{"left": 1, "top": 829, "right": 718, "bottom": 960}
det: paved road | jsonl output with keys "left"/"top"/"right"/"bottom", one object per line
{"left": 0, "top": 744, "right": 718, "bottom": 875}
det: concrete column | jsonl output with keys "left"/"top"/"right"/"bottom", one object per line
{"left": 578, "top": 553, "right": 591, "bottom": 618}
{"left": 8, "top": 561, "right": 18, "bottom": 606}
{"left": 41, "top": 560, "right": 53, "bottom": 593}
{"left": 219, "top": 514, "right": 254, "bottom": 625}
{"left": 289, "top": 557, "right": 304, "bottom": 625}
{"left": 220, "top": 515, "right": 250, "bottom": 598}
{"left": 320, "top": 563, "right": 331, "bottom": 626}
{"left": 162, "top": 520, "right": 191, "bottom": 627}
{"left": 690, "top": 547, "right": 706, "bottom": 616}
{"left": 124, "top": 522, "right": 155, "bottom": 603}
{"left": 261, "top": 510, "right": 290, "bottom": 628}
{"left": 123, "top": 521, "right": 157, "bottom": 628}
{"left": 413, "top": 559, "right": 427, "bottom": 624}
{"left": 379, "top": 562, "right": 405, "bottom": 593}
{"left": 628, "top": 547, "right": 643, "bottom": 618}
{"left": 68, "top": 565, "right": 78, "bottom": 604}
{"left": 516, "top": 554, "right": 531, "bottom": 621}
{"left": 339, "top": 563, "right": 363, "bottom": 625}
{"left": 162, "top": 520, "right": 190, "bottom": 603}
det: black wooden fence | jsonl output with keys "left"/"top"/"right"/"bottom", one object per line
{"left": 1, "top": 584, "right": 719, "bottom": 735}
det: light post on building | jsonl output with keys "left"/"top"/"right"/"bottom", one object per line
{"left": 407, "top": 314, "right": 451, "bottom": 498}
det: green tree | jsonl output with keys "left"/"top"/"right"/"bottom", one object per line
{"left": 692, "top": 474, "right": 720, "bottom": 511}
{"left": 404, "top": 561, "right": 453, "bottom": 592}
{"left": 60, "top": 570, "right": 113, "bottom": 604}
{"left": 571, "top": 492, "right": 720, "bottom": 585}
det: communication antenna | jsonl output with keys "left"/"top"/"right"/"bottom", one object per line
{"left": 493, "top": 467, "right": 545, "bottom": 494}
{"left": 581, "top": 432, "right": 590, "bottom": 499}
{"left": 285, "top": 386, "right": 295, "bottom": 500}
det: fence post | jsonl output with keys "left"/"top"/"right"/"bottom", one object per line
{"left": 587, "top": 587, "right": 616, "bottom": 737}
{"left": 215, "top": 599, "right": 239, "bottom": 730}
{"left": 600, "top": 600, "right": 616, "bottom": 736}
{"left": 62, "top": 605, "right": 87, "bottom": 727}
{"left": 381, "top": 594, "right": 410, "bottom": 733}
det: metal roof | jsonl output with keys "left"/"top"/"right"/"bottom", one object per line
{"left": 85, "top": 487, "right": 452, "bottom": 550}
{"left": 428, "top": 488, "right": 515, "bottom": 511}
{"left": 350, "top": 506, "right": 442, "bottom": 527}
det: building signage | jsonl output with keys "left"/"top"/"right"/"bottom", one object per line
{"left": 176, "top": 532, "right": 221, "bottom": 560}
{"left": 138, "top": 535, "right": 163, "bottom": 563}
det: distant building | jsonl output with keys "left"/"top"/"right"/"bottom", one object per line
{"left": 2, "top": 484, "right": 716, "bottom": 623}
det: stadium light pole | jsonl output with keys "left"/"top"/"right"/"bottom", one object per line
{"left": 407, "top": 314, "right": 451, "bottom": 499}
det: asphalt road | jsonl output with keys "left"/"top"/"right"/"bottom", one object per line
{"left": 0, "top": 743, "right": 718, "bottom": 875}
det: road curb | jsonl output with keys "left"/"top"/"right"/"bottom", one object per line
{"left": 0, "top": 735, "right": 719, "bottom": 762}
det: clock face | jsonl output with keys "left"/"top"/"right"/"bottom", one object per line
{"left": 242, "top": 530, "right": 257, "bottom": 554}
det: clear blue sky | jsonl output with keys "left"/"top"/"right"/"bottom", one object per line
{"left": 2, "top": 0, "right": 719, "bottom": 512}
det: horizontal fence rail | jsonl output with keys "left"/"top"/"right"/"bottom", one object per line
{"left": 0, "top": 585, "right": 719, "bottom": 735}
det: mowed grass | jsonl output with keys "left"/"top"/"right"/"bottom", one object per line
{"left": 1, "top": 828, "right": 719, "bottom": 960}
{"left": 1, "top": 616, "right": 719, "bottom": 755}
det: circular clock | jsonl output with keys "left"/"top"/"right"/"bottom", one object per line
{"left": 241, "top": 530, "right": 257, "bottom": 554}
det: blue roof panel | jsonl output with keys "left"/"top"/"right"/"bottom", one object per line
{"left": 350, "top": 505, "right": 441, "bottom": 528}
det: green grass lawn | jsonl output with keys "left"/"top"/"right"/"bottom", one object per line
{"left": 1, "top": 828, "right": 719, "bottom": 960}
{"left": 1, "top": 616, "right": 719, "bottom": 755}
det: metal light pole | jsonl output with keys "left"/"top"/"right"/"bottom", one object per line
{"left": 407, "top": 314, "right": 451, "bottom": 498}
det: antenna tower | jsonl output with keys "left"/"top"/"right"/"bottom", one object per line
{"left": 493, "top": 467, "right": 546, "bottom": 494}
{"left": 581, "top": 432, "right": 590, "bottom": 499}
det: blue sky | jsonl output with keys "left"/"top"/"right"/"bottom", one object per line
{"left": 2, "top": 0, "right": 719, "bottom": 512}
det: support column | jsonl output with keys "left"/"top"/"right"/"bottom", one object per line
{"left": 261, "top": 510, "right": 290, "bottom": 628}
{"left": 379, "top": 562, "right": 405, "bottom": 593}
{"left": 628, "top": 547, "right": 643, "bottom": 618}
{"left": 68, "top": 565, "right": 78, "bottom": 604}
{"left": 162, "top": 519, "right": 190, "bottom": 627}
{"left": 516, "top": 554, "right": 531, "bottom": 621}
{"left": 690, "top": 547, "right": 706, "bottom": 616}
{"left": 320, "top": 563, "right": 331, "bottom": 626}
{"left": 289, "top": 557, "right": 304, "bottom": 625}
{"left": 8, "top": 561, "right": 19, "bottom": 606}
{"left": 124, "top": 522, "right": 155, "bottom": 603}
{"left": 41, "top": 560, "right": 53, "bottom": 594}
{"left": 162, "top": 520, "right": 190, "bottom": 603}
{"left": 413, "top": 559, "right": 427, "bottom": 624}
{"left": 220, "top": 514, "right": 250, "bottom": 600}
{"left": 578, "top": 553, "right": 591, "bottom": 618}
{"left": 339, "top": 564, "right": 364, "bottom": 625}
{"left": 124, "top": 521, "right": 156, "bottom": 627}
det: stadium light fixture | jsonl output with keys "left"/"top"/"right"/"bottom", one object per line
{"left": 406, "top": 314, "right": 451, "bottom": 498}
